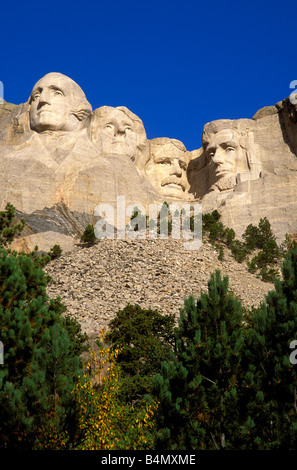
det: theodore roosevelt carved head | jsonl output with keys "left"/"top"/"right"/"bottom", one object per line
{"left": 90, "top": 106, "right": 148, "bottom": 170}
{"left": 145, "top": 138, "right": 189, "bottom": 199}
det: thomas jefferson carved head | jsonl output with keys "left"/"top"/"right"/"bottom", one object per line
{"left": 29, "top": 72, "right": 92, "bottom": 133}
{"left": 145, "top": 138, "right": 189, "bottom": 199}
{"left": 90, "top": 106, "right": 148, "bottom": 168}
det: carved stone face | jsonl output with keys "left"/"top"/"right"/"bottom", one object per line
{"left": 146, "top": 139, "right": 188, "bottom": 198}
{"left": 204, "top": 129, "right": 246, "bottom": 180}
{"left": 29, "top": 73, "right": 91, "bottom": 133}
{"left": 201, "top": 123, "right": 259, "bottom": 192}
{"left": 91, "top": 107, "right": 138, "bottom": 159}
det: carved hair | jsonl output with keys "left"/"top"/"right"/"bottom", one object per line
{"left": 90, "top": 105, "right": 149, "bottom": 172}
{"left": 202, "top": 119, "right": 258, "bottom": 171}
{"left": 148, "top": 138, "right": 189, "bottom": 169}
{"left": 90, "top": 105, "right": 146, "bottom": 146}
{"left": 28, "top": 72, "right": 92, "bottom": 123}
{"left": 150, "top": 137, "right": 187, "bottom": 153}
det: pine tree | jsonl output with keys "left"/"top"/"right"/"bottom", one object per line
{"left": 80, "top": 224, "right": 97, "bottom": 245}
{"left": 0, "top": 247, "right": 86, "bottom": 448}
{"left": 152, "top": 356, "right": 191, "bottom": 450}
{"left": 152, "top": 270, "right": 245, "bottom": 450}
{"left": 242, "top": 247, "right": 297, "bottom": 449}
{"left": 105, "top": 304, "right": 176, "bottom": 403}
{"left": 0, "top": 202, "right": 25, "bottom": 247}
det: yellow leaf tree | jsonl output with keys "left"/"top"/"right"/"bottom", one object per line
{"left": 73, "top": 331, "right": 158, "bottom": 450}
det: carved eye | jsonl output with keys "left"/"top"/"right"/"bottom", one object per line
{"left": 32, "top": 93, "right": 40, "bottom": 101}
{"left": 104, "top": 124, "right": 113, "bottom": 130}
{"left": 54, "top": 90, "right": 63, "bottom": 96}
{"left": 226, "top": 147, "right": 235, "bottom": 152}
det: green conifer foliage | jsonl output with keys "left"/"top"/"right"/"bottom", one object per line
{"left": 80, "top": 224, "right": 97, "bottom": 245}
{"left": 152, "top": 270, "right": 244, "bottom": 450}
{"left": 242, "top": 248, "right": 297, "bottom": 449}
{"left": 0, "top": 203, "right": 25, "bottom": 247}
{"left": 106, "top": 304, "right": 176, "bottom": 403}
{"left": 0, "top": 248, "right": 85, "bottom": 448}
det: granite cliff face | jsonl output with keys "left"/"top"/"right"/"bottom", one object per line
{"left": 1, "top": 72, "right": 297, "bottom": 252}
{"left": 190, "top": 102, "right": 297, "bottom": 243}
{"left": 0, "top": 100, "right": 16, "bottom": 119}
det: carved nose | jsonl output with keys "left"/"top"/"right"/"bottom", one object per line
{"left": 39, "top": 90, "right": 51, "bottom": 105}
{"left": 113, "top": 123, "right": 125, "bottom": 137}
{"left": 116, "top": 125, "right": 126, "bottom": 136}
{"left": 212, "top": 151, "right": 224, "bottom": 165}
{"left": 170, "top": 160, "right": 182, "bottom": 176}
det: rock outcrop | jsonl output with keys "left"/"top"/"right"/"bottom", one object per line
{"left": 1, "top": 71, "right": 297, "bottom": 251}
{"left": 0, "top": 73, "right": 161, "bottom": 251}
{"left": 0, "top": 100, "right": 16, "bottom": 119}
{"left": 188, "top": 100, "right": 297, "bottom": 243}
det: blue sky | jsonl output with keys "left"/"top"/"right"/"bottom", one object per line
{"left": 1, "top": 0, "right": 296, "bottom": 151}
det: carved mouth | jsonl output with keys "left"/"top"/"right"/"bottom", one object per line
{"left": 37, "top": 109, "right": 52, "bottom": 115}
{"left": 162, "top": 182, "right": 184, "bottom": 191}
{"left": 215, "top": 168, "right": 232, "bottom": 178}
{"left": 111, "top": 141, "right": 129, "bottom": 146}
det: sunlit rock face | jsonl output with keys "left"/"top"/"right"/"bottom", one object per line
{"left": 3, "top": 71, "right": 297, "bottom": 250}
{"left": 201, "top": 119, "right": 263, "bottom": 192}
{"left": 0, "top": 73, "right": 104, "bottom": 216}
{"left": 197, "top": 110, "right": 297, "bottom": 243}
{"left": 0, "top": 100, "right": 17, "bottom": 120}
{"left": 0, "top": 74, "right": 160, "bottom": 250}
{"left": 0, "top": 72, "right": 93, "bottom": 149}
{"left": 144, "top": 138, "right": 189, "bottom": 200}
{"left": 90, "top": 105, "right": 149, "bottom": 173}
{"left": 29, "top": 72, "right": 92, "bottom": 133}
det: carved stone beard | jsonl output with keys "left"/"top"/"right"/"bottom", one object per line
{"left": 213, "top": 174, "right": 237, "bottom": 192}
